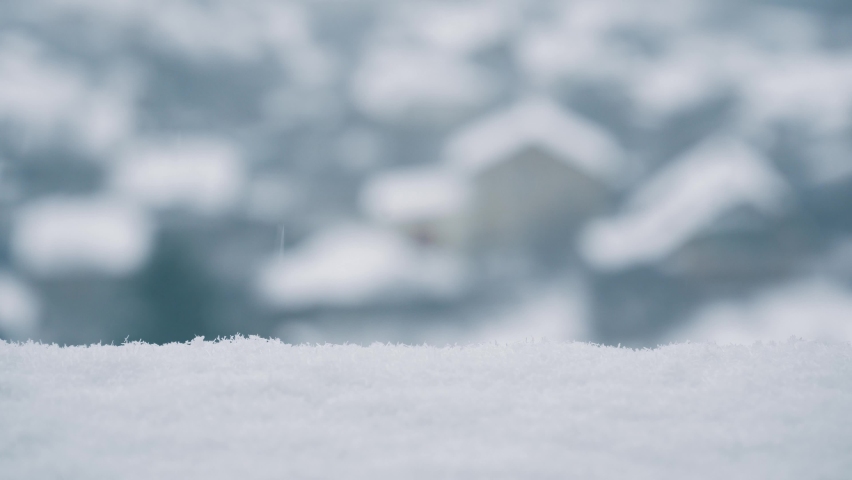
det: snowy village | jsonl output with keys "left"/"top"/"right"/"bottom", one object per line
{"left": 2, "top": 0, "right": 852, "bottom": 477}
{"left": 0, "top": 0, "right": 851, "bottom": 348}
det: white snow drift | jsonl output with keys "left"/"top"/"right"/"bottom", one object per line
{"left": 1, "top": 338, "right": 850, "bottom": 479}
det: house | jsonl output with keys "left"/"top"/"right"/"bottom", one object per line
{"left": 442, "top": 96, "right": 625, "bottom": 261}
{"left": 357, "top": 96, "right": 624, "bottom": 268}
{"left": 577, "top": 136, "right": 813, "bottom": 344}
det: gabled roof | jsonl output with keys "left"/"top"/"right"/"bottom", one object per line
{"left": 579, "top": 136, "right": 789, "bottom": 272}
{"left": 443, "top": 96, "right": 624, "bottom": 183}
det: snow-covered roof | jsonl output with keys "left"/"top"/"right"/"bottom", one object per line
{"left": 385, "top": 2, "right": 515, "bottom": 55}
{"left": 579, "top": 137, "right": 788, "bottom": 271}
{"left": 110, "top": 138, "right": 245, "bottom": 216}
{"left": 255, "top": 225, "right": 467, "bottom": 309}
{"left": 350, "top": 45, "right": 496, "bottom": 124}
{"left": 360, "top": 167, "right": 470, "bottom": 223}
{"left": 11, "top": 196, "right": 155, "bottom": 277}
{"left": 443, "top": 96, "right": 624, "bottom": 182}
{"left": 0, "top": 35, "right": 134, "bottom": 153}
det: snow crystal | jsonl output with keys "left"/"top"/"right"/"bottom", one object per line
{"left": 1, "top": 337, "right": 849, "bottom": 479}
{"left": 579, "top": 137, "right": 787, "bottom": 271}
{"left": 360, "top": 167, "right": 470, "bottom": 224}
{"left": 443, "top": 97, "right": 624, "bottom": 182}
{"left": 255, "top": 225, "right": 467, "bottom": 309}
{"left": 11, "top": 196, "right": 154, "bottom": 277}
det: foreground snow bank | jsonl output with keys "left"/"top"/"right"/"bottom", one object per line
{"left": 1, "top": 337, "right": 850, "bottom": 479}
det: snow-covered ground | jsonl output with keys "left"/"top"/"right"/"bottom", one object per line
{"left": 2, "top": 337, "right": 850, "bottom": 479}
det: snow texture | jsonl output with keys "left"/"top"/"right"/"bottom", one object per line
{"left": 2, "top": 337, "right": 850, "bottom": 479}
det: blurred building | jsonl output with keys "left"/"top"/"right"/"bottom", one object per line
{"left": 580, "top": 137, "right": 819, "bottom": 344}
{"left": 1, "top": 0, "right": 851, "bottom": 346}
{"left": 443, "top": 97, "right": 624, "bottom": 264}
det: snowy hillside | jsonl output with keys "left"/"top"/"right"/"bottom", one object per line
{"left": 2, "top": 337, "right": 850, "bottom": 479}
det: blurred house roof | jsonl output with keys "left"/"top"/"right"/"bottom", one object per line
{"left": 254, "top": 225, "right": 468, "bottom": 309}
{"left": 443, "top": 97, "right": 625, "bottom": 183}
{"left": 579, "top": 136, "right": 789, "bottom": 272}
{"left": 359, "top": 166, "right": 470, "bottom": 224}
{"left": 11, "top": 196, "right": 155, "bottom": 277}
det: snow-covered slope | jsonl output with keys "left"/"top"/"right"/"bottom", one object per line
{"left": 2, "top": 338, "right": 850, "bottom": 479}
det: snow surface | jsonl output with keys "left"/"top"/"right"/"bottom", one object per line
{"left": 1, "top": 337, "right": 850, "bottom": 479}
{"left": 579, "top": 137, "right": 787, "bottom": 271}
{"left": 444, "top": 97, "right": 624, "bottom": 182}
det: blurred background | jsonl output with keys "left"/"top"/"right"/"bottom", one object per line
{"left": 1, "top": 0, "right": 851, "bottom": 347}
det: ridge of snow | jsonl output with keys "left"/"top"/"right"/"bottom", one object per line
{"left": 1, "top": 338, "right": 850, "bottom": 479}
{"left": 443, "top": 97, "right": 624, "bottom": 182}
{"left": 579, "top": 137, "right": 788, "bottom": 271}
